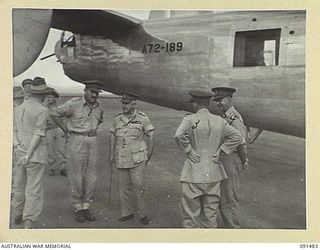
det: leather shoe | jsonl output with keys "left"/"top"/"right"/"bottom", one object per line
{"left": 140, "top": 216, "right": 150, "bottom": 225}
{"left": 60, "top": 169, "right": 67, "bottom": 177}
{"left": 49, "top": 169, "right": 56, "bottom": 176}
{"left": 118, "top": 214, "right": 134, "bottom": 222}
{"left": 75, "top": 210, "right": 85, "bottom": 223}
{"left": 24, "top": 219, "right": 33, "bottom": 229}
{"left": 14, "top": 214, "right": 23, "bottom": 225}
{"left": 83, "top": 209, "right": 96, "bottom": 221}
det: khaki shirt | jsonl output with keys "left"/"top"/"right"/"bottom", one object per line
{"left": 223, "top": 106, "right": 247, "bottom": 140}
{"left": 221, "top": 106, "right": 248, "bottom": 176}
{"left": 13, "top": 97, "right": 49, "bottom": 164}
{"left": 46, "top": 103, "right": 59, "bottom": 130}
{"left": 54, "top": 97, "right": 103, "bottom": 133}
{"left": 110, "top": 109, "right": 154, "bottom": 169}
{"left": 174, "top": 108, "right": 245, "bottom": 184}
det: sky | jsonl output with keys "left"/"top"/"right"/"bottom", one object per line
{"left": 13, "top": 10, "right": 150, "bottom": 94}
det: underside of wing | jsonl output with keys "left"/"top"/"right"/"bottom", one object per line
{"left": 13, "top": 9, "right": 165, "bottom": 76}
{"left": 51, "top": 9, "right": 164, "bottom": 50}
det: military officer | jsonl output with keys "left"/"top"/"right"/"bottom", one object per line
{"left": 12, "top": 77, "right": 51, "bottom": 229}
{"left": 174, "top": 90, "right": 247, "bottom": 228}
{"left": 13, "top": 86, "right": 25, "bottom": 108}
{"left": 109, "top": 92, "right": 155, "bottom": 225}
{"left": 21, "top": 78, "right": 32, "bottom": 99}
{"left": 50, "top": 81, "right": 104, "bottom": 223}
{"left": 211, "top": 87, "right": 249, "bottom": 228}
{"left": 12, "top": 86, "right": 25, "bottom": 199}
{"left": 44, "top": 87, "right": 67, "bottom": 177}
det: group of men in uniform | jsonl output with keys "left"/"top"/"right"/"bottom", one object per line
{"left": 12, "top": 76, "right": 248, "bottom": 229}
{"left": 175, "top": 88, "right": 248, "bottom": 228}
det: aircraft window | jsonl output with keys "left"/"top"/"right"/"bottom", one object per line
{"left": 62, "top": 36, "right": 75, "bottom": 48}
{"left": 60, "top": 31, "right": 76, "bottom": 48}
{"left": 233, "top": 28, "right": 281, "bottom": 67}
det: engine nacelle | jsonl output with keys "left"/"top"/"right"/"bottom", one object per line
{"left": 13, "top": 9, "right": 52, "bottom": 76}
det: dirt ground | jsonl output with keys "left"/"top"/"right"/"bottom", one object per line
{"left": 9, "top": 97, "right": 306, "bottom": 229}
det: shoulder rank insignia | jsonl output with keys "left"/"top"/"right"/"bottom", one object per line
{"left": 131, "top": 120, "right": 142, "bottom": 124}
{"left": 71, "top": 97, "right": 81, "bottom": 102}
{"left": 229, "top": 112, "right": 239, "bottom": 121}
{"left": 192, "top": 119, "right": 200, "bottom": 129}
{"left": 227, "top": 112, "right": 243, "bottom": 125}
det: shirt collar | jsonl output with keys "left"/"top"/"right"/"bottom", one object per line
{"left": 27, "top": 96, "right": 44, "bottom": 106}
{"left": 120, "top": 109, "right": 137, "bottom": 123}
{"left": 82, "top": 97, "right": 99, "bottom": 108}
{"left": 197, "top": 108, "right": 210, "bottom": 114}
{"left": 47, "top": 103, "right": 57, "bottom": 109}
{"left": 129, "top": 109, "right": 137, "bottom": 119}
{"left": 224, "top": 106, "right": 235, "bottom": 117}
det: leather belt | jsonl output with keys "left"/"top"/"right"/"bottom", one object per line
{"left": 47, "top": 126, "right": 58, "bottom": 131}
{"left": 70, "top": 130, "right": 97, "bottom": 137}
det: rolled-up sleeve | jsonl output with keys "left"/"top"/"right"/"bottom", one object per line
{"left": 53, "top": 100, "right": 74, "bottom": 117}
{"left": 143, "top": 116, "right": 154, "bottom": 135}
{"left": 232, "top": 119, "right": 247, "bottom": 141}
{"left": 174, "top": 117, "right": 192, "bottom": 154}
{"left": 110, "top": 120, "right": 116, "bottom": 134}
{"left": 220, "top": 121, "right": 245, "bottom": 155}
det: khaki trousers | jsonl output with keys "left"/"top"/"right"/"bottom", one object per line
{"left": 219, "top": 153, "right": 241, "bottom": 228}
{"left": 47, "top": 128, "right": 66, "bottom": 171}
{"left": 12, "top": 160, "right": 46, "bottom": 222}
{"left": 117, "top": 163, "right": 147, "bottom": 218}
{"left": 66, "top": 134, "right": 98, "bottom": 211}
{"left": 180, "top": 182, "right": 220, "bottom": 228}
{"left": 11, "top": 149, "right": 18, "bottom": 196}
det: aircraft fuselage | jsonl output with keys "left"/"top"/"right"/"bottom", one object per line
{"left": 55, "top": 11, "right": 305, "bottom": 137}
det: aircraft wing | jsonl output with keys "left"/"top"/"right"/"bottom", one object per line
{"left": 51, "top": 9, "right": 141, "bottom": 34}
{"left": 13, "top": 9, "right": 164, "bottom": 76}
{"left": 51, "top": 9, "right": 164, "bottom": 50}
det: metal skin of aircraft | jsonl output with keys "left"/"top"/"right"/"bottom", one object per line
{"left": 12, "top": 9, "right": 305, "bottom": 139}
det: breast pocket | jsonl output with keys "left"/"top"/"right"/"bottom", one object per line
{"left": 72, "top": 112, "right": 87, "bottom": 123}
{"left": 115, "top": 126, "right": 126, "bottom": 137}
{"left": 127, "top": 124, "right": 144, "bottom": 137}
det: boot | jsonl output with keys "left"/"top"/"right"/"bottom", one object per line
{"left": 24, "top": 219, "right": 33, "bottom": 229}
{"left": 140, "top": 216, "right": 150, "bottom": 225}
{"left": 83, "top": 209, "right": 96, "bottom": 221}
{"left": 49, "top": 169, "right": 56, "bottom": 176}
{"left": 60, "top": 169, "right": 67, "bottom": 177}
{"left": 14, "top": 214, "right": 23, "bottom": 225}
{"left": 75, "top": 210, "right": 85, "bottom": 223}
